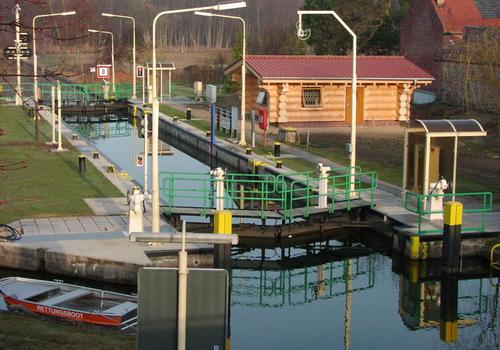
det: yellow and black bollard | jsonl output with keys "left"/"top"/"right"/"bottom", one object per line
{"left": 439, "top": 273, "right": 459, "bottom": 343}
{"left": 214, "top": 211, "right": 232, "bottom": 269}
{"left": 442, "top": 201, "right": 463, "bottom": 274}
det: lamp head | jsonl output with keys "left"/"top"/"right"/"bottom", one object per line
{"left": 88, "top": 29, "right": 99, "bottom": 33}
{"left": 102, "top": 13, "right": 114, "bottom": 17}
{"left": 195, "top": 11, "right": 214, "bottom": 17}
{"left": 296, "top": 21, "right": 311, "bottom": 40}
{"left": 60, "top": 11, "right": 76, "bottom": 16}
{"left": 213, "top": 1, "right": 246, "bottom": 11}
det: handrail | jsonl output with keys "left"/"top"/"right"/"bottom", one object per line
{"left": 404, "top": 191, "right": 493, "bottom": 235}
{"left": 160, "top": 168, "right": 378, "bottom": 220}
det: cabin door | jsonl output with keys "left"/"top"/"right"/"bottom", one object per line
{"left": 345, "top": 87, "right": 364, "bottom": 125}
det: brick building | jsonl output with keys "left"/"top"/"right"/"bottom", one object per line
{"left": 400, "top": 0, "right": 500, "bottom": 94}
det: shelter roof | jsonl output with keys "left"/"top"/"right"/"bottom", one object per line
{"left": 145, "top": 62, "right": 176, "bottom": 70}
{"left": 432, "top": 0, "right": 500, "bottom": 33}
{"left": 407, "top": 119, "right": 486, "bottom": 137}
{"left": 225, "top": 55, "right": 434, "bottom": 81}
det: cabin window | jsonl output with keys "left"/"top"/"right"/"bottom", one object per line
{"left": 302, "top": 87, "right": 322, "bottom": 108}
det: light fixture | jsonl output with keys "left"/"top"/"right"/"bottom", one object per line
{"left": 212, "top": 1, "right": 246, "bottom": 11}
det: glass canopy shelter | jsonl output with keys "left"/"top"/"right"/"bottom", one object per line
{"left": 402, "top": 119, "right": 487, "bottom": 197}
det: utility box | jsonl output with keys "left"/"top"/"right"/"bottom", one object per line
{"left": 206, "top": 84, "right": 217, "bottom": 103}
{"left": 402, "top": 119, "right": 486, "bottom": 198}
{"left": 193, "top": 81, "right": 203, "bottom": 100}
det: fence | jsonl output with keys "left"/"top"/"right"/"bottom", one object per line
{"left": 404, "top": 191, "right": 493, "bottom": 235}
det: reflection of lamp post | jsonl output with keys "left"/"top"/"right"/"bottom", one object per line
{"left": 195, "top": 11, "right": 247, "bottom": 146}
{"left": 102, "top": 13, "right": 136, "bottom": 99}
{"left": 297, "top": 10, "right": 357, "bottom": 192}
{"left": 150, "top": 1, "right": 247, "bottom": 233}
{"left": 88, "top": 29, "right": 115, "bottom": 93}
{"left": 33, "top": 11, "right": 76, "bottom": 102}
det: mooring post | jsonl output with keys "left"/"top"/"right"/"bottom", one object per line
{"left": 439, "top": 273, "right": 459, "bottom": 343}
{"left": 317, "top": 163, "right": 331, "bottom": 209}
{"left": 442, "top": 201, "right": 463, "bottom": 274}
{"left": 409, "top": 235, "right": 420, "bottom": 260}
{"left": 78, "top": 155, "right": 86, "bottom": 173}
{"left": 214, "top": 211, "right": 232, "bottom": 269}
{"left": 273, "top": 142, "right": 281, "bottom": 157}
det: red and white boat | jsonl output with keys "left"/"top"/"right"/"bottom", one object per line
{"left": 0, "top": 277, "right": 137, "bottom": 329}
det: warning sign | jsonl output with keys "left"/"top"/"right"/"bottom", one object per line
{"left": 137, "top": 153, "right": 144, "bottom": 167}
{"left": 97, "top": 65, "right": 111, "bottom": 79}
{"left": 136, "top": 65, "right": 144, "bottom": 79}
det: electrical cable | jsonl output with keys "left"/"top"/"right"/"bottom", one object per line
{"left": 0, "top": 224, "right": 22, "bottom": 241}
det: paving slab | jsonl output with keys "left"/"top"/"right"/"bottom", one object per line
{"left": 84, "top": 198, "right": 129, "bottom": 216}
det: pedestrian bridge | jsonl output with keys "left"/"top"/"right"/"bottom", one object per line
{"left": 160, "top": 166, "right": 378, "bottom": 223}
{"left": 0, "top": 82, "right": 137, "bottom": 104}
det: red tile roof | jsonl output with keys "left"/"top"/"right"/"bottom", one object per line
{"left": 433, "top": 0, "right": 500, "bottom": 33}
{"left": 230, "top": 55, "right": 434, "bottom": 80}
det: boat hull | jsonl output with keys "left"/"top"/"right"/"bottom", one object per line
{"left": 4, "top": 296, "right": 125, "bottom": 327}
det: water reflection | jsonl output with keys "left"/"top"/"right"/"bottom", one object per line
{"left": 73, "top": 120, "right": 131, "bottom": 140}
{"left": 231, "top": 240, "right": 499, "bottom": 350}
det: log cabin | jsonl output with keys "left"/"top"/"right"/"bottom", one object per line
{"left": 224, "top": 55, "right": 434, "bottom": 127}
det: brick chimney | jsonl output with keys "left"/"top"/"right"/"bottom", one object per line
{"left": 436, "top": 0, "right": 445, "bottom": 6}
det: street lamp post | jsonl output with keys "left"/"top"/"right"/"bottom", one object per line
{"left": 102, "top": 13, "right": 136, "bottom": 99}
{"left": 33, "top": 11, "right": 76, "bottom": 103}
{"left": 296, "top": 10, "right": 357, "bottom": 192}
{"left": 88, "top": 29, "right": 115, "bottom": 93}
{"left": 195, "top": 11, "right": 247, "bottom": 146}
{"left": 150, "top": 1, "right": 247, "bottom": 234}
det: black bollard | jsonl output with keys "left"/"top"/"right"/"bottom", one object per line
{"left": 78, "top": 155, "right": 86, "bottom": 173}
{"left": 442, "top": 201, "right": 462, "bottom": 274}
{"left": 440, "top": 273, "right": 459, "bottom": 342}
{"left": 274, "top": 142, "right": 281, "bottom": 157}
{"left": 245, "top": 148, "right": 252, "bottom": 155}
{"left": 186, "top": 108, "right": 192, "bottom": 120}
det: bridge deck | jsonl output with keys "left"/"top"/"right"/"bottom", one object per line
{"left": 163, "top": 199, "right": 370, "bottom": 221}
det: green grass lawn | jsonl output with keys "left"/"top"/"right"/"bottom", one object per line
{"left": 0, "top": 312, "right": 135, "bottom": 350}
{"left": 0, "top": 105, "right": 122, "bottom": 224}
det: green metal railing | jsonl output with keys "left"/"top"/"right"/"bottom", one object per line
{"left": 404, "top": 191, "right": 493, "bottom": 235}
{"left": 38, "top": 82, "right": 139, "bottom": 101}
{"left": 161, "top": 167, "right": 378, "bottom": 220}
{"left": 0, "top": 82, "right": 139, "bottom": 102}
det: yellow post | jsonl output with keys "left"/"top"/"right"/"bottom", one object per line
{"left": 213, "top": 211, "right": 232, "bottom": 269}
{"left": 410, "top": 235, "right": 420, "bottom": 260}
{"left": 133, "top": 105, "right": 137, "bottom": 117}
{"left": 214, "top": 210, "right": 232, "bottom": 235}
{"left": 440, "top": 321, "right": 458, "bottom": 343}
{"left": 409, "top": 260, "right": 419, "bottom": 283}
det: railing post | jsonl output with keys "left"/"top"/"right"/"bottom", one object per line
{"left": 317, "top": 163, "right": 330, "bottom": 209}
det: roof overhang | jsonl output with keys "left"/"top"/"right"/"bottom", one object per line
{"left": 407, "top": 119, "right": 487, "bottom": 137}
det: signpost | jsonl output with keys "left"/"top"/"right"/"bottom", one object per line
{"left": 3, "top": 46, "right": 32, "bottom": 59}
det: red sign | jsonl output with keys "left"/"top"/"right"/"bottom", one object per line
{"left": 97, "top": 65, "right": 111, "bottom": 79}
